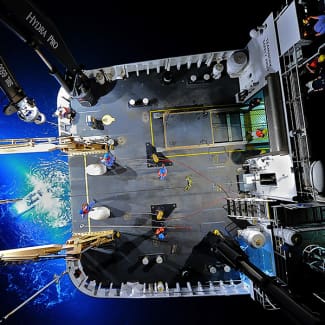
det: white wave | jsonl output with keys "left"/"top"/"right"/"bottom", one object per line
{"left": 29, "top": 172, "right": 71, "bottom": 228}
{"left": 12, "top": 158, "right": 71, "bottom": 228}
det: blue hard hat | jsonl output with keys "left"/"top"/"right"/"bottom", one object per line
{"left": 104, "top": 153, "right": 109, "bottom": 159}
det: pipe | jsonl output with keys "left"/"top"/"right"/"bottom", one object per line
{"left": 264, "top": 72, "right": 289, "bottom": 153}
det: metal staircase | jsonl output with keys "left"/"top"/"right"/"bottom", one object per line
{"left": 226, "top": 197, "right": 272, "bottom": 224}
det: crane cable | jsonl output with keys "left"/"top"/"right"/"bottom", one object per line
{"left": 0, "top": 270, "right": 68, "bottom": 323}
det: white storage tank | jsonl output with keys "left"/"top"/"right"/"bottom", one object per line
{"left": 238, "top": 228, "right": 266, "bottom": 248}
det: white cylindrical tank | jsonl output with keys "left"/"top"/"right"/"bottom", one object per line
{"left": 156, "top": 255, "right": 163, "bottom": 264}
{"left": 142, "top": 256, "right": 149, "bottom": 265}
{"left": 212, "top": 63, "right": 224, "bottom": 80}
{"left": 249, "top": 29, "right": 259, "bottom": 39}
{"left": 273, "top": 228, "right": 302, "bottom": 246}
{"left": 227, "top": 51, "right": 248, "bottom": 77}
{"left": 208, "top": 265, "right": 217, "bottom": 274}
{"left": 238, "top": 228, "right": 266, "bottom": 248}
{"left": 190, "top": 75, "right": 197, "bottom": 82}
{"left": 224, "top": 265, "right": 231, "bottom": 272}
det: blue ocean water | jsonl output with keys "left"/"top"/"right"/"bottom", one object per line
{"left": 0, "top": 1, "right": 291, "bottom": 324}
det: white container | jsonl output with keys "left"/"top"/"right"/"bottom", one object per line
{"left": 273, "top": 228, "right": 302, "bottom": 246}
{"left": 212, "top": 63, "right": 224, "bottom": 80}
{"left": 86, "top": 163, "right": 107, "bottom": 176}
{"left": 88, "top": 206, "right": 110, "bottom": 220}
{"left": 238, "top": 228, "right": 266, "bottom": 248}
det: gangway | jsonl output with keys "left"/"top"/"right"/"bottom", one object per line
{"left": 0, "top": 136, "right": 110, "bottom": 154}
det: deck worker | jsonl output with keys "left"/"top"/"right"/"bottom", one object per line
{"left": 307, "top": 15, "right": 325, "bottom": 37}
{"left": 305, "top": 54, "right": 325, "bottom": 75}
{"left": 158, "top": 164, "right": 167, "bottom": 180}
{"left": 305, "top": 73, "right": 325, "bottom": 94}
{"left": 100, "top": 151, "right": 116, "bottom": 169}
{"left": 155, "top": 227, "right": 166, "bottom": 240}
{"left": 184, "top": 175, "right": 192, "bottom": 191}
{"left": 55, "top": 106, "right": 76, "bottom": 120}
{"left": 79, "top": 199, "right": 96, "bottom": 218}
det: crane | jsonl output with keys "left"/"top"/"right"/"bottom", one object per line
{"left": 205, "top": 230, "right": 324, "bottom": 325}
{"left": 0, "top": 0, "right": 110, "bottom": 124}
{"left": 0, "top": 230, "right": 119, "bottom": 323}
{"left": 0, "top": 55, "right": 46, "bottom": 124}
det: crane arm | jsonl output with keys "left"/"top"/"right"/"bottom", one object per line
{"left": 0, "top": 0, "right": 99, "bottom": 106}
{"left": 0, "top": 0, "right": 79, "bottom": 82}
{"left": 0, "top": 55, "right": 45, "bottom": 123}
{"left": 0, "top": 230, "right": 118, "bottom": 263}
{"left": 206, "top": 230, "right": 323, "bottom": 325}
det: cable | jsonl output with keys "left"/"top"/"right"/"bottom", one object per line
{"left": 0, "top": 271, "right": 68, "bottom": 323}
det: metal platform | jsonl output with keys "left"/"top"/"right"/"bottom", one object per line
{"left": 67, "top": 64, "right": 246, "bottom": 288}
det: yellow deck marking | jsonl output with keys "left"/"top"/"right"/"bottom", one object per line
{"left": 83, "top": 154, "right": 91, "bottom": 233}
{"left": 149, "top": 109, "right": 155, "bottom": 145}
{"left": 166, "top": 149, "right": 244, "bottom": 158}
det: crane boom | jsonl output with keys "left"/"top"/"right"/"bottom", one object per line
{"left": 206, "top": 230, "right": 323, "bottom": 325}
{"left": 0, "top": 230, "right": 118, "bottom": 263}
{"left": 0, "top": 0, "right": 105, "bottom": 108}
{"left": 0, "top": 55, "right": 45, "bottom": 123}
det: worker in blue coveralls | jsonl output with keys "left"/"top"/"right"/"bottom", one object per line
{"left": 155, "top": 227, "right": 167, "bottom": 240}
{"left": 100, "top": 151, "right": 116, "bottom": 169}
{"left": 79, "top": 199, "right": 96, "bottom": 218}
{"left": 307, "top": 15, "right": 325, "bottom": 37}
{"left": 158, "top": 163, "right": 167, "bottom": 180}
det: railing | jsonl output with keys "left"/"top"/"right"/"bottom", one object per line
{"left": 84, "top": 50, "right": 236, "bottom": 81}
{"left": 280, "top": 43, "right": 315, "bottom": 200}
{"left": 67, "top": 259, "right": 249, "bottom": 298}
